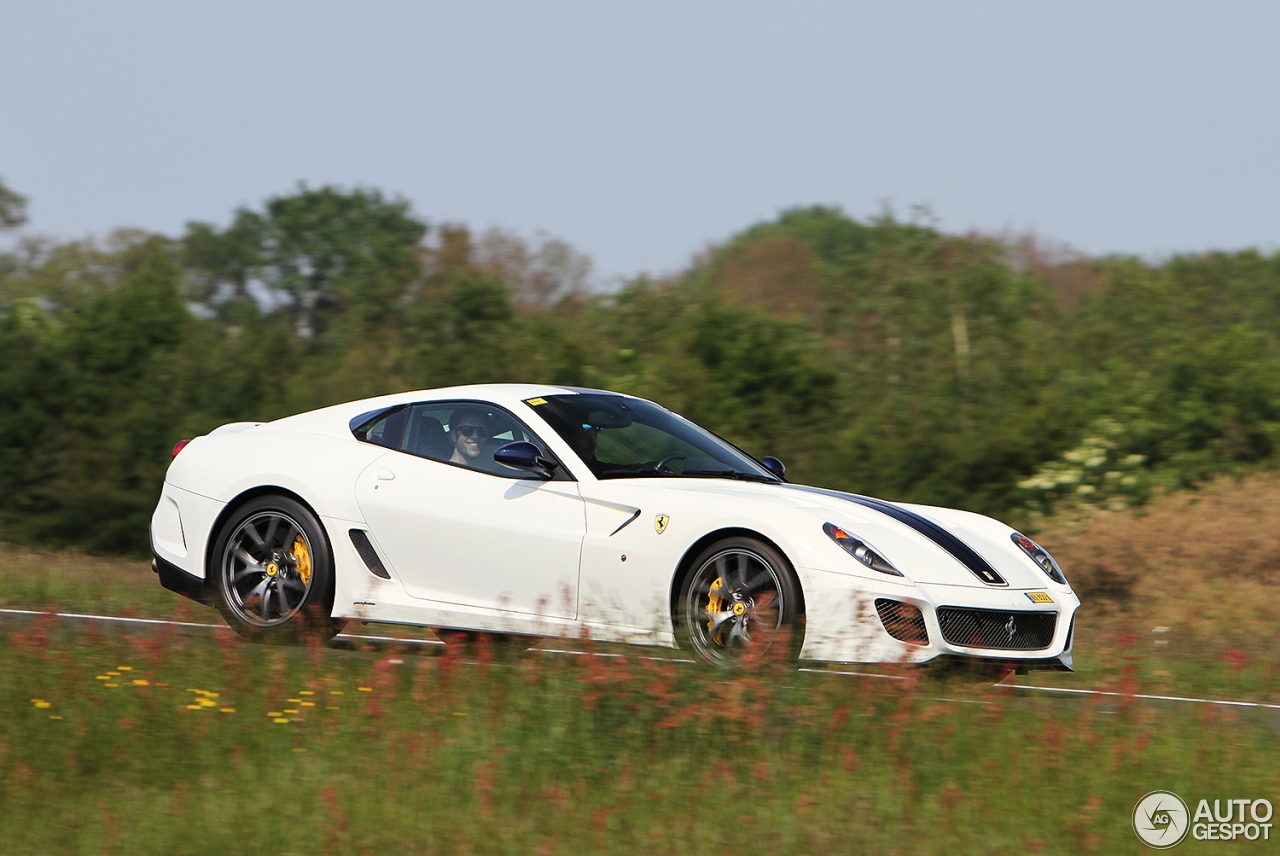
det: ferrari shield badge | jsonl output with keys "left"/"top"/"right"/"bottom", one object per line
{"left": 654, "top": 514, "right": 670, "bottom": 534}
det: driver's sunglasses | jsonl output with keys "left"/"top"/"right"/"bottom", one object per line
{"left": 454, "top": 425, "right": 488, "bottom": 438}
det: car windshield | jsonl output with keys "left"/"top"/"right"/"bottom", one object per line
{"left": 528, "top": 393, "right": 780, "bottom": 482}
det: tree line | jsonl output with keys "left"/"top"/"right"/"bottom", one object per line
{"left": 2, "top": 179, "right": 1279, "bottom": 554}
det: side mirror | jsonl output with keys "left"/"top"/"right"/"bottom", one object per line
{"left": 761, "top": 456, "right": 786, "bottom": 479}
{"left": 494, "top": 441, "right": 556, "bottom": 479}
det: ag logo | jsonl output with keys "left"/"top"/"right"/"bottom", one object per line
{"left": 654, "top": 514, "right": 670, "bottom": 535}
{"left": 1133, "top": 791, "right": 1190, "bottom": 848}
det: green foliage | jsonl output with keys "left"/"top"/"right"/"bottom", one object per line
{"left": 1, "top": 236, "right": 189, "bottom": 551}
{"left": 0, "top": 177, "right": 27, "bottom": 229}
{"left": 4, "top": 188, "right": 1280, "bottom": 554}
{"left": 1018, "top": 418, "right": 1151, "bottom": 512}
{"left": 183, "top": 184, "right": 427, "bottom": 338}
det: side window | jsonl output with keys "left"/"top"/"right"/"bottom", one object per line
{"left": 360, "top": 407, "right": 409, "bottom": 450}
{"left": 355, "top": 401, "right": 567, "bottom": 479}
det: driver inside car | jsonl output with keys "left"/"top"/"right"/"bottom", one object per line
{"left": 448, "top": 407, "right": 492, "bottom": 468}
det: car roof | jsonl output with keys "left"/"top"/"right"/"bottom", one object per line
{"left": 259, "top": 383, "right": 641, "bottom": 438}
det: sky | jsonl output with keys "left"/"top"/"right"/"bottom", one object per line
{"left": 3, "top": 2, "right": 1278, "bottom": 283}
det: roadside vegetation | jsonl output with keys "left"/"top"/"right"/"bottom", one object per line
{"left": 2, "top": 475, "right": 1278, "bottom": 853}
{"left": 2, "top": 588, "right": 1277, "bottom": 855}
{"left": 3, "top": 178, "right": 1280, "bottom": 852}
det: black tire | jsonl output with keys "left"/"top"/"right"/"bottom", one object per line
{"left": 675, "top": 537, "right": 804, "bottom": 665}
{"left": 210, "top": 495, "right": 343, "bottom": 642}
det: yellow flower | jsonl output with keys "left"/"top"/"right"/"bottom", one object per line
{"left": 31, "top": 700, "right": 50, "bottom": 708}
{"left": 220, "top": 708, "right": 235, "bottom": 714}
{"left": 96, "top": 676, "right": 111, "bottom": 681}
{"left": 273, "top": 718, "right": 290, "bottom": 724}
{"left": 116, "top": 666, "right": 132, "bottom": 671}
{"left": 132, "top": 679, "right": 150, "bottom": 686}
{"left": 357, "top": 687, "right": 372, "bottom": 692}
{"left": 283, "top": 709, "right": 298, "bottom": 714}
{"left": 267, "top": 711, "right": 283, "bottom": 717}
{"left": 107, "top": 672, "right": 120, "bottom": 677}
{"left": 104, "top": 683, "right": 119, "bottom": 687}
{"left": 300, "top": 702, "right": 315, "bottom": 707}
{"left": 287, "top": 698, "right": 301, "bottom": 703}
{"left": 300, "top": 691, "right": 315, "bottom": 696}
{"left": 329, "top": 691, "right": 344, "bottom": 696}
{"left": 187, "top": 704, "right": 202, "bottom": 710}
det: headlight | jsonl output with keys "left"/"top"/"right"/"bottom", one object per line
{"left": 1011, "top": 532, "right": 1066, "bottom": 584}
{"left": 823, "top": 523, "right": 902, "bottom": 576}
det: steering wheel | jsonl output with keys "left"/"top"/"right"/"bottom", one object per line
{"left": 655, "top": 453, "right": 687, "bottom": 474}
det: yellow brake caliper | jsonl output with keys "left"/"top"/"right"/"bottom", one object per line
{"left": 291, "top": 536, "right": 312, "bottom": 587}
{"left": 706, "top": 577, "right": 724, "bottom": 645}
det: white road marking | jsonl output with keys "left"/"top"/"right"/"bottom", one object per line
{"left": 4, "top": 608, "right": 1278, "bottom": 710}
{"left": 0, "top": 607, "right": 220, "bottom": 629}
{"left": 800, "top": 667, "right": 909, "bottom": 680}
{"left": 997, "top": 683, "right": 1280, "bottom": 710}
{"left": 0, "top": 606, "right": 444, "bottom": 646}
{"left": 535, "top": 647, "right": 696, "bottom": 664}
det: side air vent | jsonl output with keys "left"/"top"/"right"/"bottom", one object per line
{"left": 874, "top": 598, "right": 929, "bottom": 644}
{"left": 349, "top": 530, "right": 391, "bottom": 579}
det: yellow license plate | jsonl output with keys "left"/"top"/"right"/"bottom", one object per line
{"left": 1025, "top": 592, "right": 1054, "bottom": 604}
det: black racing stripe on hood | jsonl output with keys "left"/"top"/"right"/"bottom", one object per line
{"left": 790, "top": 486, "right": 1008, "bottom": 586}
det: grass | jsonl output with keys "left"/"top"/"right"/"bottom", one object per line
{"left": 0, "top": 543, "right": 181, "bottom": 618}
{"left": 3, "top": 474, "right": 1280, "bottom": 854}
{"left": 4, "top": 620, "right": 1277, "bottom": 855}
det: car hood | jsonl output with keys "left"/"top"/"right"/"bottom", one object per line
{"left": 599, "top": 477, "right": 1061, "bottom": 590}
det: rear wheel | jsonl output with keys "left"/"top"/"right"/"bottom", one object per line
{"left": 676, "top": 537, "right": 804, "bottom": 665}
{"left": 211, "top": 496, "right": 343, "bottom": 642}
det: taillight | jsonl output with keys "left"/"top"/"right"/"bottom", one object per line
{"left": 171, "top": 439, "right": 191, "bottom": 460}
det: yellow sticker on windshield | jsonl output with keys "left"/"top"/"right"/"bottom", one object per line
{"left": 526, "top": 398, "right": 547, "bottom": 406}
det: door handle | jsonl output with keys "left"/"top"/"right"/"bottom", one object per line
{"left": 377, "top": 468, "right": 396, "bottom": 481}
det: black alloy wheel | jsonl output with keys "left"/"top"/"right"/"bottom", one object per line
{"left": 676, "top": 537, "right": 803, "bottom": 664}
{"left": 211, "top": 495, "right": 343, "bottom": 642}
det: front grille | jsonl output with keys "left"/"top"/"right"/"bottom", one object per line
{"left": 874, "top": 599, "right": 929, "bottom": 644}
{"left": 936, "top": 607, "right": 1057, "bottom": 650}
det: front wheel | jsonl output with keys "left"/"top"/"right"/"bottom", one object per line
{"left": 675, "top": 537, "right": 804, "bottom": 665}
{"left": 211, "top": 495, "right": 343, "bottom": 642}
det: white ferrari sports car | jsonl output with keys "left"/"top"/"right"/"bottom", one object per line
{"left": 150, "top": 384, "right": 1079, "bottom": 669}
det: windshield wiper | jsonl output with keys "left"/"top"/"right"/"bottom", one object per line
{"left": 680, "top": 469, "right": 780, "bottom": 483}
{"left": 598, "top": 468, "right": 668, "bottom": 478}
